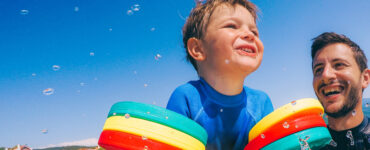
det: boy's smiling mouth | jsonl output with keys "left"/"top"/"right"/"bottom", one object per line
{"left": 235, "top": 45, "right": 256, "bottom": 57}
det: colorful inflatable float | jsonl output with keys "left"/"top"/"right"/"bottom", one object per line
{"left": 245, "top": 98, "right": 332, "bottom": 150}
{"left": 98, "top": 101, "right": 208, "bottom": 150}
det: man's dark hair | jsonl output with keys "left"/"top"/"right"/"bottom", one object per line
{"left": 311, "top": 32, "right": 368, "bottom": 72}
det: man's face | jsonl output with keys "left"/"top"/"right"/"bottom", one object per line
{"left": 312, "top": 43, "right": 364, "bottom": 118}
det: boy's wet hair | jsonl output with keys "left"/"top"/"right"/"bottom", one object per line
{"left": 183, "top": 0, "right": 258, "bottom": 71}
{"left": 311, "top": 32, "right": 368, "bottom": 72}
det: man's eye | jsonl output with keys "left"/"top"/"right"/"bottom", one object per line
{"left": 334, "top": 63, "right": 346, "bottom": 69}
{"left": 314, "top": 68, "right": 323, "bottom": 76}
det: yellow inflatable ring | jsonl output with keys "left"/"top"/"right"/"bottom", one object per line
{"left": 103, "top": 116, "right": 205, "bottom": 150}
{"left": 249, "top": 98, "right": 323, "bottom": 142}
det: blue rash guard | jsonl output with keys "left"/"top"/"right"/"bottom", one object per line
{"left": 166, "top": 78, "right": 274, "bottom": 150}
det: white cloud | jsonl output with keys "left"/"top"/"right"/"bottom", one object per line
{"left": 37, "top": 138, "right": 98, "bottom": 149}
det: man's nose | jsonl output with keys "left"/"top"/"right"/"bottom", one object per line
{"left": 322, "top": 66, "right": 336, "bottom": 82}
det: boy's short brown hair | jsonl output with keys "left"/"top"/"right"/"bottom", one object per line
{"left": 183, "top": 0, "right": 259, "bottom": 70}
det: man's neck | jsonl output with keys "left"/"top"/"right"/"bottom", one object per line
{"left": 328, "top": 106, "right": 364, "bottom": 131}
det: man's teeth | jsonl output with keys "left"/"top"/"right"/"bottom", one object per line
{"left": 323, "top": 87, "right": 342, "bottom": 96}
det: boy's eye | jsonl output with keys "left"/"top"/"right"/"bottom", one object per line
{"left": 224, "top": 24, "right": 237, "bottom": 29}
{"left": 252, "top": 30, "right": 259, "bottom": 36}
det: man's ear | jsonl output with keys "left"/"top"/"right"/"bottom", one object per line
{"left": 187, "top": 38, "right": 206, "bottom": 61}
{"left": 362, "top": 69, "right": 370, "bottom": 89}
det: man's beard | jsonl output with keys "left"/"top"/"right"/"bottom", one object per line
{"left": 325, "top": 85, "right": 360, "bottom": 118}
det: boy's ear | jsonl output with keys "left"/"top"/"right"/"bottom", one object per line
{"left": 187, "top": 38, "right": 206, "bottom": 61}
{"left": 362, "top": 69, "right": 370, "bottom": 89}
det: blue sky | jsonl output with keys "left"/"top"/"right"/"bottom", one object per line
{"left": 1, "top": 0, "right": 370, "bottom": 148}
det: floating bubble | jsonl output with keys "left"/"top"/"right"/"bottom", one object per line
{"left": 144, "top": 84, "right": 148, "bottom": 87}
{"left": 108, "top": 28, "right": 112, "bottom": 32}
{"left": 320, "top": 112, "right": 323, "bottom": 117}
{"left": 220, "top": 108, "right": 223, "bottom": 112}
{"left": 366, "top": 103, "right": 369, "bottom": 108}
{"left": 260, "top": 134, "right": 265, "bottom": 139}
{"left": 152, "top": 101, "right": 156, "bottom": 105}
{"left": 90, "top": 52, "right": 95, "bottom": 56}
{"left": 77, "top": 90, "right": 81, "bottom": 93}
{"left": 165, "top": 116, "right": 168, "bottom": 119}
{"left": 352, "top": 110, "right": 356, "bottom": 116}
{"left": 150, "top": 27, "right": 155, "bottom": 31}
{"left": 20, "top": 9, "right": 29, "bottom": 15}
{"left": 142, "top": 136, "right": 147, "bottom": 140}
{"left": 113, "top": 112, "right": 117, "bottom": 116}
{"left": 52, "top": 65, "right": 60, "bottom": 71}
{"left": 146, "top": 111, "right": 150, "bottom": 114}
{"left": 283, "top": 121, "right": 289, "bottom": 128}
{"left": 225, "top": 59, "right": 230, "bottom": 64}
{"left": 41, "top": 129, "right": 48, "bottom": 134}
{"left": 133, "top": 71, "right": 137, "bottom": 74}
{"left": 154, "top": 54, "right": 162, "bottom": 60}
{"left": 295, "top": 125, "right": 299, "bottom": 128}
{"left": 291, "top": 100, "right": 297, "bottom": 106}
{"left": 32, "top": 73, "right": 36, "bottom": 77}
{"left": 43, "top": 88, "right": 54, "bottom": 96}
{"left": 74, "top": 6, "right": 79, "bottom": 12}
{"left": 80, "top": 82, "right": 85, "bottom": 86}
{"left": 127, "top": 10, "right": 133, "bottom": 15}
{"left": 94, "top": 77, "right": 98, "bottom": 81}
{"left": 124, "top": 113, "right": 130, "bottom": 119}
{"left": 131, "top": 4, "right": 140, "bottom": 11}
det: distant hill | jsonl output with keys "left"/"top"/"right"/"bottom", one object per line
{"left": 34, "top": 146, "right": 99, "bottom": 150}
{"left": 364, "top": 98, "right": 370, "bottom": 117}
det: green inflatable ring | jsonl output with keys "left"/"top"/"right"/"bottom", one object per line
{"left": 261, "top": 127, "right": 331, "bottom": 150}
{"left": 107, "top": 101, "right": 208, "bottom": 145}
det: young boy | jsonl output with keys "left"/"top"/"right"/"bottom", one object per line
{"left": 166, "top": 0, "right": 273, "bottom": 149}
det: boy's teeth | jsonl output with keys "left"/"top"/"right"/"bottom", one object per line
{"left": 241, "top": 48, "right": 253, "bottom": 53}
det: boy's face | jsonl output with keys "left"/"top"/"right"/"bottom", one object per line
{"left": 199, "top": 4, "right": 264, "bottom": 76}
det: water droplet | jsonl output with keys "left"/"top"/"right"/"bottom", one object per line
{"left": 220, "top": 108, "right": 223, "bottom": 112}
{"left": 329, "top": 139, "right": 337, "bottom": 147}
{"left": 320, "top": 112, "right": 323, "bottom": 117}
{"left": 154, "top": 54, "right": 162, "bottom": 60}
{"left": 143, "top": 146, "right": 148, "bottom": 150}
{"left": 127, "top": 10, "right": 133, "bottom": 15}
{"left": 291, "top": 100, "right": 297, "bottom": 106}
{"left": 32, "top": 73, "right": 36, "bottom": 77}
{"left": 260, "top": 134, "right": 265, "bottom": 139}
{"left": 124, "top": 113, "right": 130, "bottom": 119}
{"left": 146, "top": 111, "right": 150, "bottom": 114}
{"left": 41, "top": 129, "right": 48, "bottom": 134}
{"left": 165, "top": 116, "right": 168, "bottom": 119}
{"left": 225, "top": 59, "right": 230, "bottom": 64}
{"left": 352, "top": 110, "right": 356, "bottom": 116}
{"left": 283, "top": 121, "right": 290, "bottom": 128}
{"left": 142, "top": 136, "right": 147, "bottom": 140}
{"left": 150, "top": 27, "right": 155, "bottom": 31}
{"left": 74, "top": 6, "right": 79, "bottom": 12}
{"left": 52, "top": 65, "right": 60, "bottom": 71}
{"left": 131, "top": 4, "right": 140, "bottom": 11}
{"left": 20, "top": 9, "right": 29, "bottom": 15}
{"left": 144, "top": 84, "right": 148, "bottom": 87}
{"left": 295, "top": 125, "right": 299, "bottom": 128}
{"left": 43, "top": 88, "right": 55, "bottom": 96}
{"left": 113, "top": 112, "right": 117, "bottom": 116}
{"left": 366, "top": 103, "right": 369, "bottom": 108}
{"left": 90, "top": 52, "right": 95, "bottom": 56}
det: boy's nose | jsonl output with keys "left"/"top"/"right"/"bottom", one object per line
{"left": 241, "top": 31, "right": 255, "bottom": 41}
